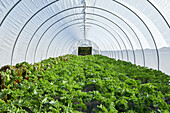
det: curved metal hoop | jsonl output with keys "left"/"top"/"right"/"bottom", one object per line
{"left": 0, "top": 0, "right": 166, "bottom": 69}
{"left": 14, "top": 6, "right": 143, "bottom": 66}
{"left": 25, "top": 8, "right": 142, "bottom": 65}
{"left": 40, "top": 37, "right": 78, "bottom": 61}
{"left": 32, "top": 15, "right": 131, "bottom": 63}
{"left": 112, "top": 0, "right": 160, "bottom": 70}
{"left": 12, "top": 6, "right": 150, "bottom": 67}
{"left": 46, "top": 22, "right": 117, "bottom": 58}
{"left": 52, "top": 17, "right": 129, "bottom": 60}
{"left": 33, "top": 11, "right": 137, "bottom": 64}
{"left": 45, "top": 22, "right": 124, "bottom": 60}
{"left": 10, "top": 0, "right": 58, "bottom": 65}
{"left": 0, "top": 0, "right": 21, "bottom": 26}
{"left": 62, "top": 36, "right": 113, "bottom": 59}
{"left": 1, "top": 0, "right": 168, "bottom": 29}
{"left": 147, "top": 0, "right": 170, "bottom": 28}
{"left": 53, "top": 23, "right": 117, "bottom": 60}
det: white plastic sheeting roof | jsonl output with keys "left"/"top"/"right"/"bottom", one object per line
{"left": 0, "top": 0, "right": 170, "bottom": 74}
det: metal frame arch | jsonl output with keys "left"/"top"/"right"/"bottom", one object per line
{"left": 30, "top": 13, "right": 129, "bottom": 63}
{"left": 87, "top": 13, "right": 135, "bottom": 63}
{"left": 23, "top": 9, "right": 99, "bottom": 62}
{"left": 45, "top": 22, "right": 123, "bottom": 60}
{"left": 46, "top": 22, "right": 121, "bottom": 59}
{"left": 40, "top": 36, "right": 78, "bottom": 61}
{"left": 0, "top": 0, "right": 21, "bottom": 26}
{"left": 62, "top": 34, "right": 116, "bottom": 59}
{"left": 40, "top": 37, "right": 79, "bottom": 62}
{"left": 52, "top": 36, "right": 83, "bottom": 58}
{"left": 81, "top": 28, "right": 116, "bottom": 59}
{"left": 50, "top": 18, "right": 124, "bottom": 60}
{"left": 0, "top": 1, "right": 167, "bottom": 68}
{"left": 55, "top": 32, "right": 115, "bottom": 58}
{"left": 85, "top": 24, "right": 117, "bottom": 58}
{"left": 11, "top": 0, "right": 59, "bottom": 65}
{"left": 14, "top": 6, "right": 144, "bottom": 65}
{"left": 54, "top": 36, "right": 93, "bottom": 57}
{"left": 112, "top": 0, "right": 160, "bottom": 70}
{"left": 46, "top": 22, "right": 119, "bottom": 58}
{"left": 65, "top": 38, "right": 80, "bottom": 54}
{"left": 64, "top": 32, "right": 116, "bottom": 58}
{"left": 26, "top": 12, "right": 134, "bottom": 64}
{"left": 25, "top": 12, "right": 84, "bottom": 62}
{"left": 87, "top": 6, "right": 144, "bottom": 66}
{"left": 55, "top": 38, "right": 94, "bottom": 57}
{"left": 86, "top": 17, "right": 129, "bottom": 61}
{"left": 45, "top": 22, "right": 119, "bottom": 59}
{"left": 0, "top": 0, "right": 168, "bottom": 29}
{"left": 33, "top": 17, "right": 84, "bottom": 62}
{"left": 38, "top": 34, "right": 83, "bottom": 62}
{"left": 22, "top": 6, "right": 141, "bottom": 65}
{"left": 89, "top": 35, "right": 115, "bottom": 58}
{"left": 57, "top": 37, "right": 79, "bottom": 56}
{"left": 17, "top": 6, "right": 138, "bottom": 65}
{"left": 147, "top": 0, "right": 170, "bottom": 28}
{"left": 54, "top": 28, "right": 116, "bottom": 59}
{"left": 85, "top": 35, "right": 116, "bottom": 58}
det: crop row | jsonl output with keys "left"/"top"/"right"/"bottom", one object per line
{"left": 0, "top": 55, "right": 170, "bottom": 112}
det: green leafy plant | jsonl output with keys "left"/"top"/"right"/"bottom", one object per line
{"left": 0, "top": 54, "right": 169, "bottom": 112}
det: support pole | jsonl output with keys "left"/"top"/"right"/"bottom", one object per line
{"left": 84, "top": 0, "right": 86, "bottom": 41}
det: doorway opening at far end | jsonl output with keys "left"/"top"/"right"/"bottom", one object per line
{"left": 78, "top": 47, "right": 92, "bottom": 56}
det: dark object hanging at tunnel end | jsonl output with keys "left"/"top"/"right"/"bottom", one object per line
{"left": 78, "top": 47, "right": 92, "bottom": 56}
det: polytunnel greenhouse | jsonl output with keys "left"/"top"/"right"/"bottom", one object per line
{"left": 0, "top": 0, "right": 170, "bottom": 112}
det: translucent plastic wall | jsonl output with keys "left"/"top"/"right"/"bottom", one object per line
{"left": 0, "top": 0, "right": 170, "bottom": 74}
